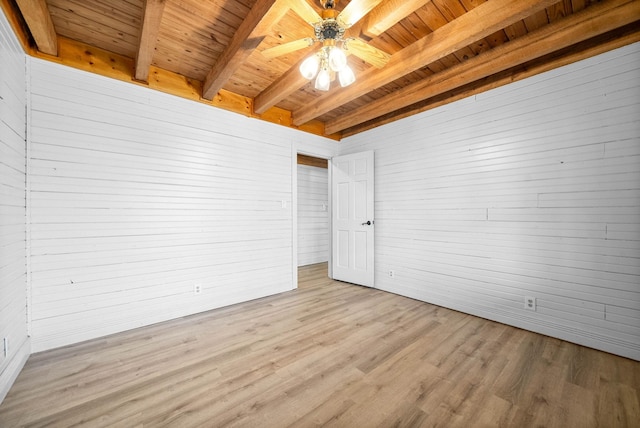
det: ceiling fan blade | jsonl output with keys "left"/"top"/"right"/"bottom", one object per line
{"left": 337, "top": 0, "right": 384, "bottom": 28}
{"left": 262, "top": 38, "right": 315, "bottom": 59}
{"left": 286, "top": 0, "right": 322, "bottom": 26}
{"left": 344, "top": 38, "right": 390, "bottom": 68}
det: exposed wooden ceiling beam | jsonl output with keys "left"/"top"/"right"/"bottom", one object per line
{"left": 134, "top": 0, "right": 167, "bottom": 82}
{"left": 254, "top": 48, "right": 316, "bottom": 115}
{"left": 292, "top": 0, "right": 559, "bottom": 126}
{"left": 326, "top": 0, "right": 640, "bottom": 135}
{"left": 342, "top": 25, "right": 640, "bottom": 137}
{"left": 362, "top": 0, "right": 432, "bottom": 38}
{"left": 14, "top": 0, "right": 57, "bottom": 56}
{"left": 202, "top": 0, "right": 289, "bottom": 100}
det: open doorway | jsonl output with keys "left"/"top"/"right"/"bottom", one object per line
{"left": 296, "top": 154, "right": 329, "bottom": 287}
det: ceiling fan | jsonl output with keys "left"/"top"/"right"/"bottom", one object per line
{"left": 262, "top": 0, "right": 391, "bottom": 91}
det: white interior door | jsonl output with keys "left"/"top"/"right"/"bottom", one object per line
{"left": 331, "top": 151, "right": 374, "bottom": 287}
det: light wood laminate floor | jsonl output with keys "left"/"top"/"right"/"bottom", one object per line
{"left": 1, "top": 263, "right": 638, "bottom": 427}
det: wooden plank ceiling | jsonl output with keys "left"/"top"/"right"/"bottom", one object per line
{"left": 6, "top": 0, "right": 640, "bottom": 139}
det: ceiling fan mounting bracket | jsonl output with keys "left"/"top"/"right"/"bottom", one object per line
{"left": 320, "top": 0, "right": 337, "bottom": 9}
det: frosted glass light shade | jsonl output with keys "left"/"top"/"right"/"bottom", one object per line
{"left": 299, "top": 55, "right": 320, "bottom": 80}
{"left": 338, "top": 65, "right": 355, "bottom": 87}
{"left": 315, "top": 68, "right": 331, "bottom": 91}
{"left": 328, "top": 47, "right": 347, "bottom": 72}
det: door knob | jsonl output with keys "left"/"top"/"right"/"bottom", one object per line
{"left": 362, "top": 221, "right": 372, "bottom": 226}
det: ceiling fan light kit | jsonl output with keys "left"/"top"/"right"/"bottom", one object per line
{"left": 300, "top": 54, "right": 321, "bottom": 79}
{"left": 328, "top": 46, "right": 347, "bottom": 72}
{"left": 299, "top": 44, "right": 355, "bottom": 91}
{"left": 337, "top": 62, "right": 356, "bottom": 87}
{"left": 315, "top": 66, "right": 332, "bottom": 91}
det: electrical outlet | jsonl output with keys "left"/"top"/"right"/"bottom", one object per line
{"left": 3, "top": 338, "right": 8, "bottom": 358}
{"left": 388, "top": 270, "right": 395, "bottom": 278}
{"left": 194, "top": 283, "right": 202, "bottom": 295}
{"left": 524, "top": 296, "right": 536, "bottom": 311}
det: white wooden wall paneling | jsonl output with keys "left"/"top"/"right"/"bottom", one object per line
{"left": 1, "top": 1, "right": 340, "bottom": 390}
{"left": 0, "top": 7, "right": 30, "bottom": 404}
{"left": 375, "top": 236, "right": 639, "bottom": 278}
{"left": 340, "top": 42, "right": 640, "bottom": 360}
{"left": 30, "top": 249, "right": 292, "bottom": 285}
{"left": 25, "top": 57, "right": 338, "bottom": 352}
{"left": 376, "top": 241, "right": 639, "bottom": 301}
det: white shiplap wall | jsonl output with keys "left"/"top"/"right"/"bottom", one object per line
{"left": 0, "top": 9, "right": 30, "bottom": 403}
{"left": 297, "top": 164, "right": 328, "bottom": 266}
{"left": 340, "top": 42, "right": 640, "bottom": 361}
{"left": 27, "top": 58, "right": 338, "bottom": 352}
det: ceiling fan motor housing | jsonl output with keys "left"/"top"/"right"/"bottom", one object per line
{"left": 315, "top": 19, "right": 345, "bottom": 42}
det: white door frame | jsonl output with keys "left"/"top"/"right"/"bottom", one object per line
{"left": 291, "top": 146, "right": 375, "bottom": 288}
{"left": 291, "top": 145, "right": 333, "bottom": 288}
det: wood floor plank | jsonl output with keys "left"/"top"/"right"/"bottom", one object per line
{"left": 0, "top": 262, "right": 638, "bottom": 427}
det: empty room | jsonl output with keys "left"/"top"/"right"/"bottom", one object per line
{"left": 1, "top": 0, "right": 639, "bottom": 426}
